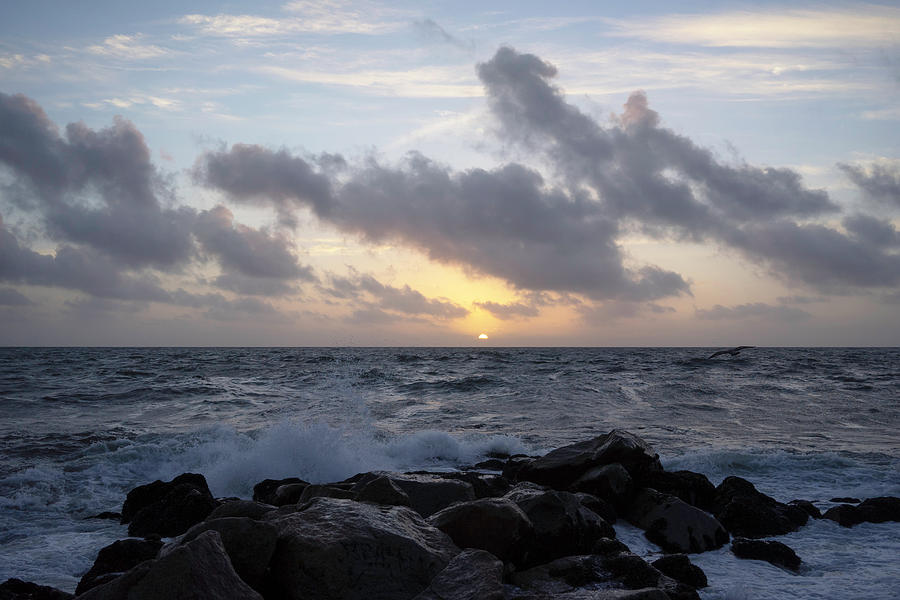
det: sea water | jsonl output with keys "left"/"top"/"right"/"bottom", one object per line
{"left": 0, "top": 347, "right": 897, "bottom": 598}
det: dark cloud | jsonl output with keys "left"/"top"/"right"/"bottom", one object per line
{"left": 474, "top": 300, "right": 540, "bottom": 320}
{"left": 0, "top": 93, "right": 195, "bottom": 269}
{"left": 194, "top": 205, "right": 316, "bottom": 293}
{"left": 843, "top": 214, "right": 900, "bottom": 247}
{"left": 0, "top": 287, "right": 33, "bottom": 306}
{"left": 695, "top": 302, "right": 811, "bottom": 321}
{"left": 326, "top": 271, "right": 468, "bottom": 319}
{"left": 839, "top": 162, "right": 900, "bottom": 207}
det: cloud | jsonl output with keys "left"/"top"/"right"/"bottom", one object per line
{"left": 412, "top": 19, "right": 472, "bottom": 50}
{"left": 604, "top": 6, "right": 900, "bottom": 48}
{"left": 695, "top": 302, "right": 811, "bottom": 321}
{"left": 194, "top": 205, "right": 317, "bottom": 285}
{"left": 0, "top": 92, "right": 196, "bottom": 269}
{"left": 474, "top": 300, "right": 540, "bottom": 320}
{"left": 325, "top": 271, "right": 468, "bottom": 320}
{"left": 0, "top": 287, "right": 33, "bottom": 306}
{"left": 86, "top": 34, "right": 170, "bottom": 60}
{"left": 843, "top": 214, "right": 900, "bottom": 247}
{"left": 839, "top": 162, "right": 900, "bottom": 208}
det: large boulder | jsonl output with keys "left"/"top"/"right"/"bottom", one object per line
{"left": 570, "top": 463, "right": 633, "bottom": 509}
{"left": 76, "top": 531, "right": 262, "bottom": 600}
{"left": 177, "top": 517, "right": 278, "bottom": 592}
{"left": 516, "top": 430, "right": 662, "bottom": 490}
{"left": 438, "top": 472, "right": 510, "bottom": 499}
{"left": 252, "top": 478, "right": 308, "bottom": 506}
{"left": 428, "top": 498, "right": 533, "bottom": 564}
{"left": 297, "top": 484, "right": 357, "bottom": 504}
{"left": 208, "top": 499, "right": 276, "bottom": 520}
{"left": 823, "top": 496, "right": 900, "bottom": 527}
{"left": 651, "top": 555, "right": 707, "bottom": 588}
{"left": 412, "top": 549, "right": 504, "bottom": 600}
{"left": 712, "top": 477, "right": 807, "bottom": 538}
{"left": 351, "top": 472, "right": 475, "bottom": 517}
{"left": 505, "top": 486, "right": 615, "bottom": 566}
{"left": 731, "top": 538, "right": 802, "bottom": 572}
{"left": 121, "top": 473, "right": 218, "bottom": 537}
{"left": 355, "top": 475, "right": 412, "bottom": 507}
{"left": 0, "top": 579, "right": 72, "bottom": 600}
{"left": 266, "top": 497, "right": 459, "bottom": 600}
{"left": 636, "top": 471, "right": 715, "bottom": 512}
{"left": 628, "top": 488, "right": 728, "bottom": 554}
{"left": 75, "top": 538, "right": 163, "bottom": 595}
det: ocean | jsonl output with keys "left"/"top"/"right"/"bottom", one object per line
{"left": 0, "top": 347, "right": 898, "bottom": 598}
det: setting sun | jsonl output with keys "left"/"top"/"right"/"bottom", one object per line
{"left": 478, "top": 333, "right": 489, "bottom": 340}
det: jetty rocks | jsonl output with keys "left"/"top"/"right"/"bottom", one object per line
{"left": 9, "top": 430, "right": 900, "bottom": 600}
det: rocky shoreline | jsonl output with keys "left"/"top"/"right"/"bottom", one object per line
{"left": 3, "top": 430, "right": 899, "bottom": 600}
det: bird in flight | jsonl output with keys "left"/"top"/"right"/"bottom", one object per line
{"left": 708, "top": 345, "right": 756, "bottom": 359}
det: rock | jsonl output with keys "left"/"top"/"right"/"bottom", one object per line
{"left": 412, "top": 549, "right": 503, "bottom": 600}
{"left": 823, "top": 496, "right": 900, "bottom": 527}
{"left": 505, "top": 486, "right": 615, "bottom": 566}
{"left": 628, "top": 488, "right": 728, "bottom": 553}
{"left": 266, "top": 497, "right": 459, "bottom": 600}
{"left": 351, "top": 472, "right": 476, "bottom": 517}
{"left": 427, "top": 498, "right": 533, "bottom": 564}
{"left": 516, "top": 430, "right": 662, "bottom": 490}
{"left": 636, "top": 471, "right": 715, "bottom": 512}
{"left": 208, "top": 499, "right": 276, "bottom": 520}
{"left": 271, "top": 483, "right": 311, "bottom": 506}
{"left": 437, "top": 471, "right": 510, "bottom": 499}
{"left": 570, "top": 463, "right": 633, "bottom": 508}
{"left": 356, "top": 475, "right": 412, "bottom": 507}
{"left": 84, "top": 512, "right": 121, "bottom": 521}
{"left": 177, "top": 517, "right": 278, "bottom": 592}
{"left": 592, "top": 537, "right": 631, "bottom": 555}
{"left": 473, "top": 458, "right": 506, "bottom": 470}
{"left": 731, "top": 537, "right": 802, "bottom": 572}
{"left": 75, "top": 538, "right": 163, "bottom": 595}
{"left": 712, "top": 476, "right": 807, "bottom": 538}
{"left": 651, "top": 554, "right": 707, "bottom": 588}
{"left": 830, "top": 497, "right": 861, "bottom": 503}
{"left": 574, "top": 492, "right": 617, "bottom": 524}
{"left": 297, "top": 484, "right": 357, "bottom": 504}
{"left": 501, "top": 455, "right": 535, "bottom": 481}
{"left": 788, "top": 499, "right": 821, "bottom": 520}
{"left": 0, "top": 579, "right": 73, "bottom": 600}
{"left": 251, "top": 478, "right": 308, "bottom": 505}
{"left": 122, "top": 473, "right": 218, "bottom": 537}
{"left": 76, "top": 531, "right": 262, "bottom": 600}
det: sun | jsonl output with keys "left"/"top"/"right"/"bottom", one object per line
{"left": 478, "top": 333, "right": 489, "bottom": 340}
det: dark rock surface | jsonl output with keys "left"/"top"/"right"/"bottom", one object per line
{"left": 0, "top": 579, "right": 73, "bottom": 600}
{"left": 628, "top": 488, "right": 728, "bottom": 553}
{"left": 207, "top": 499, "right": 276, "bottom": 520}
{"left": 823, "top": 496, "right": 900, "bottom": 527}
{"left": 351, "top": 472, "right": 476, "bottom": 517}
{"left": 731, "top": 537, "right": 802, "bottom": 571}
{"left": 121, "top": 473, "right": 218, "bottom": 537}
{"left": 75, "top": 538, "right": 163, "bottom": 595}
{"left": 712, "top": 476, "right": 807, "bottom": 538}
{"left": 76, "top": 531, "right": 262, "bottom": 600}
{"left": 251, "top": 477, "right": 308, "bottom": 505}
{"left": 428, "top": 498, "right": 533, "bottom": 564}
{"left": 355, "top": 475, "right": 412, "bottom": 507}
{"left": 788, "top": 499, "right": 821, "bottom": 520}
{"left": 570, "top": 463, "right": 633, "bottom": 508}
{"left": 637, "top": 470, "right": 716, "bottom": 512}
{"left": 412, "top": 549, "right": 504, "bottom": 600}
{"left": 296, "top": 483, "right": 357, "bottom": 504}
{"left": 651, "top": 554, "right": 707, "bottom": 588}
{"left": 266, "top": 497, "right": 459, "bottom": 600}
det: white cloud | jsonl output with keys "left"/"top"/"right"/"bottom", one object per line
{"left": 86, "top": 34, "right": 170, "bottom": 60}
{"left": 261, "top": 65, "right": 482, "bottom": 98}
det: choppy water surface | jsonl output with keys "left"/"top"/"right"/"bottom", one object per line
{"left": 1, "top": 347, "right": 898, "bottom": 598}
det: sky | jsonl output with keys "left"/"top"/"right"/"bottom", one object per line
{"left": 1, "top": 1, "right": 899, "bottom": 346}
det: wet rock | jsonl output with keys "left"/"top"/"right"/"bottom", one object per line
{"left": 637, "top": 470, "right": 715, "bottom": 512}
{"left": 356, "top": 475, "right": 412, "bottom": 507}
{"left": 731, "top": 537, "right": 802, "bottom": 572}
{"left": 823, "top": 496, "right": 900, "bottom": 527}
{"left": 501, "top": 455, "right": 535, "bottom": 481}
{"left": 651, "top": 554, "right": 707, "bottom": 588}
{"left": 251, "top": 478, "right": 308, "bottom": 505}
{"left": 297, "top": 484, "right": 357, "bottom": 504}
{"left": 788, "top": 499, "right": 821, "bottom": 520}
{"left": 271, "top": 483, "right": 312, "bottom": 506}
{"left": 177, "top": 517, "right": 278, "bottom": 592}
{"left": 266, "top": 497, "right": 459, "bottom": 600}
{"left": 122, "top": 473, "right": 218, "bottom": 538}
{"left": 830, "top": 497, "right": 861, "bottom": 503}
{"left": 208, "top": 499, "right": 276, "bottom": 520}
{"left": 0, "top": 578, "right": 73, "bottom": 600}
{"left": 505, "top": 486, "right": 616, "bottom": 566}
{"left": 627, "top": 488, "right": 728, "bottom": 553}
{"left": 570, "top": 463, "right": 633, "bottom": 509}
{"left": 516, "top": 430, "right": 663, "bottom": 490}
{"left": 575, "top": 492, "right": 617, "bottom": 524}
{"left": 712, "top": 476, "right": 807, "bottom": 538}
{"left": 412, "top": 549, "right": 503, "bottom": 600}
{"left": 473, "top": 458, "right": 506, "bottom": 471}
{"left": 438, "top": 471, "right": 510, "bottom": 499}
{"left": 75, "top": 538, "right": 163, "bottom": 595}
{"left": 428, "top": 498, "right": 533, "bottom": 564}
{"left": 351, "top": 472, "right": 475, "bottom": 517}
{"left": 76, "top": 531, "right": 262, "bottom": 600}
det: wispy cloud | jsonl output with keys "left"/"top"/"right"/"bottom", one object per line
{"left": 261, "top": 65, "right": 481, "bottom": 98}
{"left": 86, "top": 34, "right": 171, "bottom": 60}
{"left": 605, "top": 5, "right": 900, "bottom": 48}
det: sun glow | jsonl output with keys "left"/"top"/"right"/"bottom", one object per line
{"left": 478, "top": 333, "right": 489, "bottom": 340}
